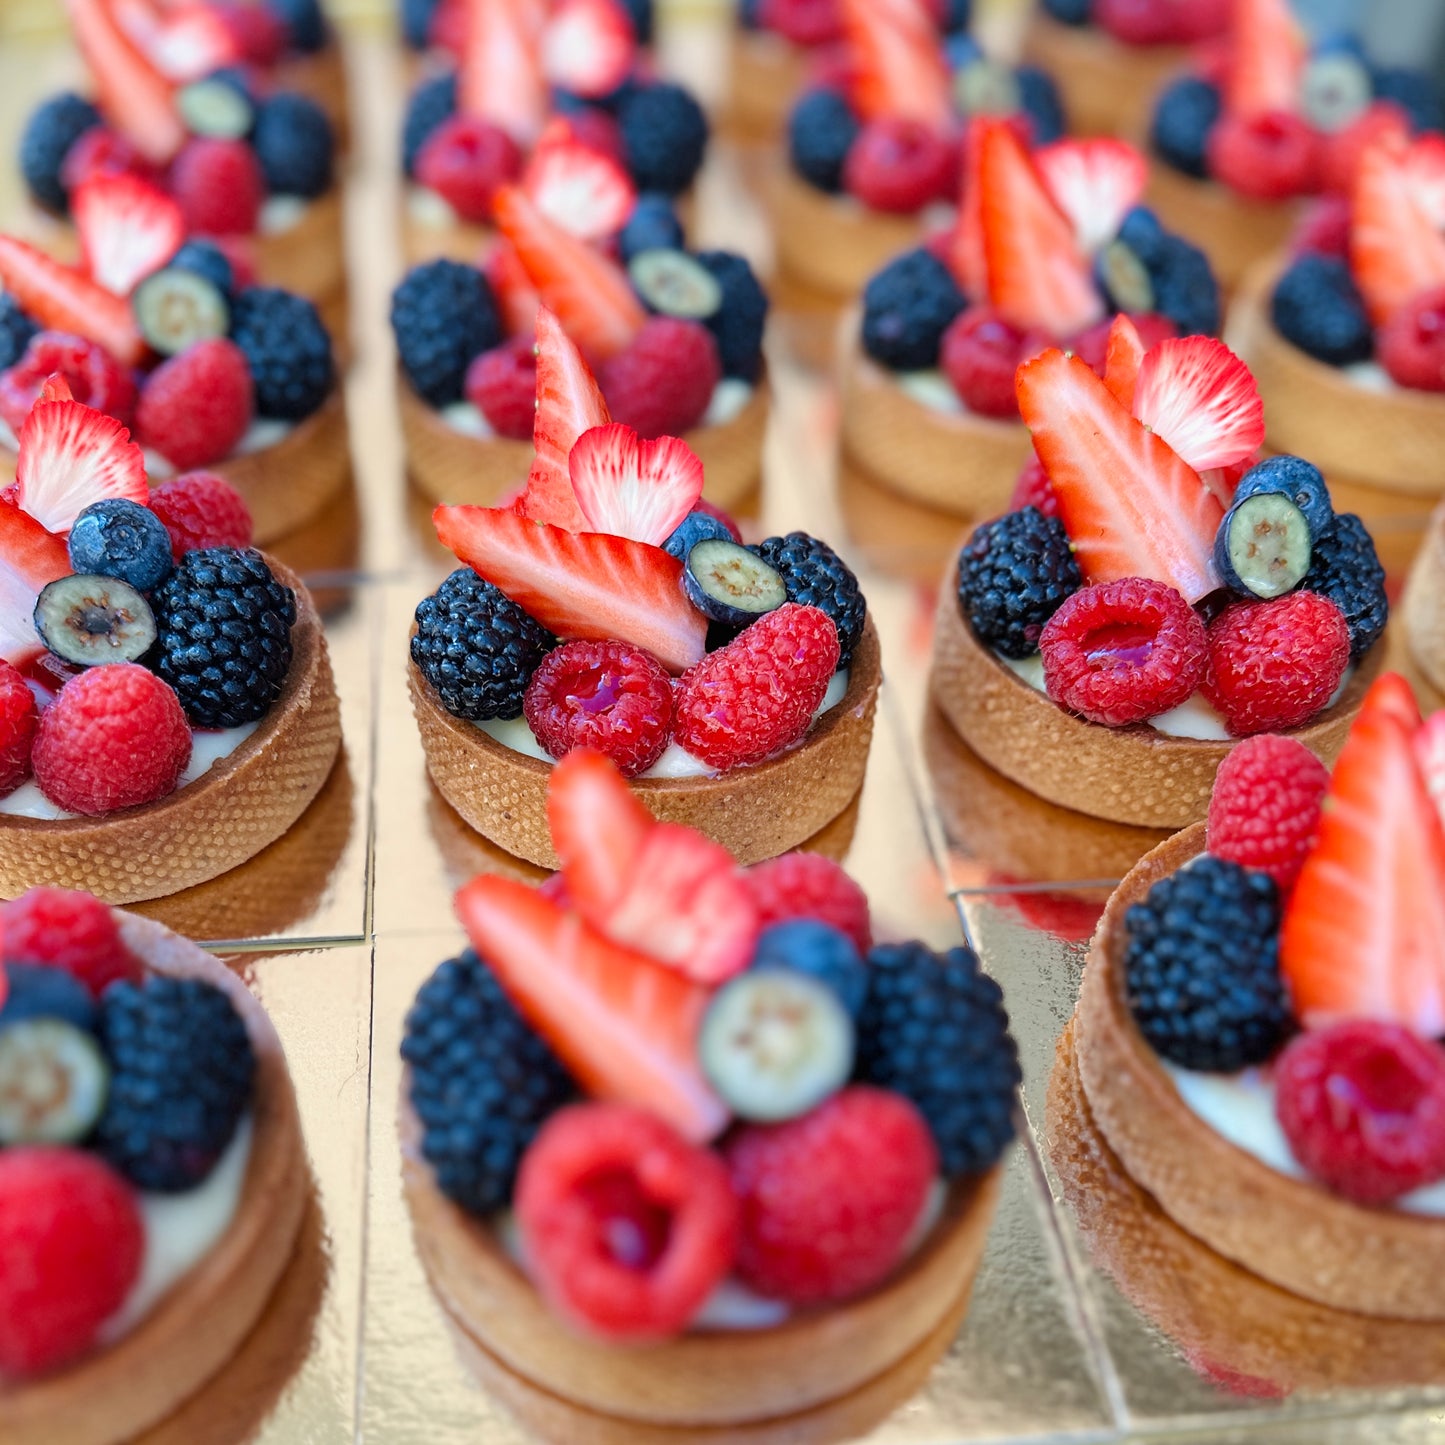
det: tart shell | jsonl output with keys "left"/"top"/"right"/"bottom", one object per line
{"left": 1402, "top": 502, "right": 1445, "bottom": 697}
{"left": 724, "top": 30, "right": 808, "bottom": 145}
{"left": 249, "top": 187, "right": 348, "bottom": 321}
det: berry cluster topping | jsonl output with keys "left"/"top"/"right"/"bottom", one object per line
{"left": 403, "top": 749, "right": 1020, "bottom": 1339}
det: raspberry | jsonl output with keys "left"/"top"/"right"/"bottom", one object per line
{"left": 1095, "top": 0, "right": 1222, "bottom": 45}
{"left": 147, "top": 472, "right": 254, "bottom": 559}
{"left": 673, "top": 603, "right": 840, "bottom": 770}
{"left": 60, "top": 127, "right": 159, "bottom": 196}
{"left": 214, "top": 0, "right": 289, "bottom": 63}
{"left": 415, "top": 115, "right": 523, "bottom": 224}
{"left": 599, "top": 318, "right": 721, "bottom": 439}
{"left": 940, "top": 307, "right": 1032, "bottom": 419}
{"left": 522, "top": 639, "right": 674, "bottom": 778}
{"left": 0, "top": 1148, "right": 144, "bottom": 1376}
{"left": 1319, "top": 101, "right": 1411, "bottom": 197}
{"left": 1068, "top": 311, "right": 1176, "bottom": 376}
{"left": 725, "top": 1087, "right": 937, "bottom": 1306}
{"left": 1039, "top": 578, "right": 1207, "bottom": 728}
{"left": 742, "top": 851, "right": 873, "bottom": 956}
{"left": 170, "top": 137, "right": 265, "bottom": 236}
{"left": 1206, "top": 111, "right": 1321, "bottom": 201}
{"left": 1379, "top": 285, "right": 1445, "bottom": 392}
{"left": 842, "top": 117, "right": 956, "bottom": 214}
{"left": 0, "top": 659, "right": 38, "bottom": 798}
{"left": 1, "top": 887, "right": 140, "bottom": 994}
{"left": 1206, "top": 735, "right": 1330, "bottom": 892}
{"left": 136, "top": 337, "right": 254, "bottom": 471}
{"left": 1202, "top": 592, "right": 1350, "bottom": 737}
{"left": 760, "top": 0, "right": 842, "bottom": 45}
{"left": 0, "top": 331, "right": 138, "bottom": 434}
{"left": 515, "top": 1102, "right": 739, "bottom": 1340}
{"left": 1009, "top": 453, "right": 1059, "bottom": 519}
{"left": 1288, "top": 195, "right": 1352, "bottom": 261}
{"left": 32, "top": 664, "right": 192, "bottom": 817}
{"left": 464, "top": 338, "right": 537, "bottom": 440}
{"left": 1275, "top": 1021, "right": 1445, "bottom": 1206}
{"left": 564, "top": 109, "right": 627, "bottom": 170}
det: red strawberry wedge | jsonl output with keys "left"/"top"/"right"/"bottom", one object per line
{"left": 1226, "top": 0, "right": 1306, "bottom": 120}
{"left": 548, "top": 748, "right": 654, "bottom": 912}
{"left": 946, "top": 120, "right": 988, "bottom": 303}
{"left": 434, "top": 505, "right": 707, "bottom": 672}
{"left": 130, "top": 1, "right": 242, "bottom": 83}
{"left": 840, "top": 0, "right": 951, "bottom": 130}
{"left": 1130, "top": 337, "right": 1265, "bottom": 472}
{"left": 456, "top": 874, "right": 730, "bottom": 1142}
{"left": 459, "top": 0, "right": 547, "bottom": 143}
{"left": 1033, "top": 138, "right": 1148, "bottom": 255}
{"left": 1416, "top": 709, "right": 1445, "bottom": 831}
{"left": 14, "top": 396, "right": 149, "bottom": 534}
{"left": 1103, "top": 313, "right": 1145, "bottom": 408}
{"left": 1017, "top": 349, "right": 1222, "bottom": 602}
{"left": 72, "top": 174, "right": 186, "bottom": 297}
{"left": 0, "top": 238, "right": 146, "bottom": 367}
{"left": 568, "top": 424, "right": 703, "bottom": 546}
{"left": 522, "top": 119, "right": 636, "bottom": 242}
{"left": 541, "top": 0, "right": 636, "bottom": 100}
{"left": 1351, "top": 140, "right": 1445, "bottom": 327}
{"left": 0, "top": 501, "right": 69, "bottom": 667}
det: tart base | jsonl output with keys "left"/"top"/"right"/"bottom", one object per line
{"left": 0, "top": 915, "right": 308, "bottom": 1445}
{"left": 836, "top": 452, "right": 975, "bottom": 583}
{"left": 250, "top": 187, "right": 348, "bottom": 319}
{"left": 0, "top": 559, "right": 343, "bottom": 904}
{"left": 769, "top": 261, "right": 853, "bottom": 371}
{"left": 1402, "top": 502, "right": 1445, "bottom": 697}
{"left": 723, "top": 30, "right": 807, "bottom": 145}
{"left": 1076, "top": 824, "right": 1445, "bottom": 1320}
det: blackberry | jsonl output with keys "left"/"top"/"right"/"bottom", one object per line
{"left": 401, "top": 0, "right": 439, "bottom": 47}
{"left": 751, "top": 533, "right": 867, "bottom": 667}
{"left": 267, "top": 0, "right": 328, "bottom": 52}
{"left": 1151, "top": 234, "right": 1220, "bottom": 338}
{"left": 1372, "top": 66, "right": 1445, "bottom": 136}
{"left": 412, "top": 569, "right": 555, "bottom": 721}
{"left": 1098, "top": 207, "right": 1219, "bottom": 339}
{"left": 618, "top": 82, "right": 708, "bottom": 196}
{"left": 956, "top": 507, "right": 1081, "bottom": 658}
{"left": 229, "top": 286, "right": 335, "bottom": 421}
{"left": 941, "top": 0, "right": 971, "bottom": 32}
{"left": 1124, "top": 855, "right": 1291, "bottom": 1072}
{"left": 856, "top": 942, "right": 1020, "bottom": 1177}
{"left": 391, "top": 259, "right": 502, "bottom": 406}
{"left": 19, "top": 92, "right": 100, "bottom": 215}
{"left": 1041, "top": 0, "right": 1091, "bottom": 22}
{"left": 251, "top": 93, "right": 335, "bottom": 199}
{"left": 618, "top": 0, "right": 655, "bottom": 45}
{"left": 150, "top": 548, "right": 297, "bottom": 728}
{"left": 0, "top": 963, "right": 97, "bottom": 1033}
{"left": 788, "top": 88, "right": 860, "bottom": 195}
{"left": 402, "top": 949, "right": 576, "bottom": 1216}
{"left": 1300, "top": 511, "right": 1388, "bottom": 659}
{"left": 861, "top": 248, "right": 967, "bottom": 371}
{"left": 694, "top": 250, "right": 768, "bottom": 381}
{"left": 168, "top": 240, "right": 237, "bottom": 302}
{"left": 1150, "top": 75, "right": 1222, "bottom": 180}
{"left": 402, "top": 72, "right": 457, "bottom": 178}
{"left": 0, "top": 294, "right": 38, "bottom": 372}
{"left": 619, "top": 194, "right": 685, "bottom": 262}
{"left": 94, "top": 977, "right": 256, "bottom": 1192}
{"left": 1016, "top": 65, "right": 1066, "bottom": 146}
{"left": 1270, "top": 254, "right": 1373, "bottom": 368}
{"left": 664, "top": 510, "right": 733, "bottom": 562}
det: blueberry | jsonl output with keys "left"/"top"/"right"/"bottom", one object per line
{"left": 67, "top": 499, "right": 175, "bottom": 592}
{"left": 1214, "top": 492, "right": 1312, "bottom": 599}
{"left": 1098, "top": 208, "right": 1220, "bottom": 338}
{"left": 1150, "top": 75, "right": 1222, "bottom": 180}
{"left": 619, "top": 194, "right": 685, "bottom": 263}
{"left": 1041, "top": 0, "right": 1091, "bottom": 22}
{"left": 1270, "top": 253, "right": 1373, "bottom": 367}
{"left": 1232, "top": 456, "right": 1334, "bottom": 539}
{"left": 1016, "top": 65, "right": 1066, "bottom": 145}
{"left": 1372, "top": 65, "right": 1445, "bottom": 136}
{"left": 664, "top": 510, "right": 733, "bottom": 561}
{"left": 0, "top": 964, "right": 97, "bottom": 1033}
{"left": 788, "top": 87, "right": 861, "bottom": 195}
{"left": 751, "top": 919, "right": 869, "bottom": 1017}
{"left": 682, "top": 539, "right": 787, "bottom": 628}
{"left": 1301, "top": 37, "right": 1372, "bottom": 133}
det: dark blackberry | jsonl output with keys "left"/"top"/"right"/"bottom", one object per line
{"left": 618, "top": 0, "right": 655, "bottom": 45}
{"left": 229, "top": 286, "right": 335, "bottom": 421}
{"left": 402, "top": 72, "right": 457, "bottom": 178}
{"left": 391, "top": 259, "right": 502, "bottom": 407}
{"left": 751, "top": 533, "right": 867, "bottom": 667}
{"left": 150, "top": 548, "right": 297, "bottom": 728}
{"left": 694, "top": 250, "right": 768, "bottom": 382}
{"left": 401, "top": 0, "right": 439, "bottom": 47}
{"left": 619, "top": 194, "right": 685, "bottom": 262}
{"left": 860, "top": 248, "right": 967, "bottom": 371}
{"left": 940, "top": 0, "right": 971, "bottom": 33}
{"left": 0, "top": 294, "right": 38, "bottom": 372}
{"left": 19, "top": 92, "right": 100, "bottom": 215}
{"left": 267, "top": 0, "right": 328, "bottom": 52}
{"left": 1270, "top": 253, "right": 1373, "bottom": 368}
{"left": 956, "top": 507, "right": 1081, "bottom": 658}
{"left": 1016, "top": 65, "right": 1066, "bottom": 146}
{"left": 94, "top": 977, "right": 255, "bottom": 1193}
{"left": 1123, "top": 855, "right": 1291, "bottom": 1073}
{"left": 1300, "top": 511, "right": 1388, "bottom": 660}
{"left": 788, "top": 88, "right": 861, "bottom": 195}
{"left": 855, "top": 942, "right": 1020, "bottom": 1177}
{"left": 168, "top": 240, "right": 237, "bottom": 302}
{"left": 402, "top": 948, "right": 576, "bottom": 1216}
{"left": 1041, "top": 0, "right": 1091, "bottom": 22}
{"left": 1151, "top": 235, "right": 1220, "bottom": 338}
{"left": 251, "top": 92, "right": 335, "bottom": 199}
{"left": 411, "top": 568, "right": 555, "bottom": 721}
{"left": 1150, "top": 75, "right": 1222, "bottom": 180}
{"left": 618, "top": 82, "right": 708, "bottom": 196}
{"left": 1098, "top": 207, "right": 1219, "bottom": 338}
{"left": 739, "top": 0, "right": 762, "bottom": 26}
{"left": 1371, "top": 66, "right": 1445, "bottom": 136}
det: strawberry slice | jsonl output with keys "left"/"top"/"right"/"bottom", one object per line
{"left": 548, "top": 748, "right": 654, "bottom": 908}
{"left": 1281, "top": 694, "right": 1445, "bottom": 1037}
{"left": 0, "top": 500, "right": 70, "bottom": 667}
{"left": 521, "top": 118, "right": 637, "bottom": 243}
{"left": 1034, "top": 139, "right": 1148, "bottom": 256}
{"left": 123, "top": 0, "right": 242, "bottom": 82}
{"left": 1017, "top": 349, "right": 1222, "bottom": 602}
{"left": 1351, "top": 139, "right": 1445, "bottom": 327}
{"left": 978, "top": 122, "right": 1103, "bottom": 340}
{"left": 434, "top": 505, "right": 707, "bottom": 672}
{"left": 456, "top": 873, "right": 729, "bottom": 1142}
{"left": 1416, "top": 709, "right": 1445, "bottom": 832}
{"left": 1226, "top": 0, "right": 1305, "bottom": 119}
{"left": 484, "top": 239, "right": 542, "bottom": 337}
{"left": 946, "top": 119, "right": 988, "bottom": 302}
{"left": 1103, "top": 313, "right": 1145, "bottom": 408}
{"left": 541, "top": 0, "right": 635, "bottom": 100}
{"left": 840, "top": 0, "right": 951, "bottom": 131}
{"left": 72, "top": 174, "right": 185, "bottom": 297}
{"left": 1362, "top": 669, "right": 1423, "bottom": 730}
{"left": 0, "top": 239, "right": 146, "bottom": 368}
{"left": 568, "top": 424, "right": 703, "bottom": 546}
{"left": 494, "top": 185, "right": 645, "bottom": 363}
{"left": 459, "top": 0, "right": 547, "bottom": 143}
{"left": 15, "top": 396, "right": 148, "bottom": 535}
{"left": 1130, "top": 337, "right": 1265, "bottom": 472}
{"left": 1400, "top": 134, "right": 1445, "bottom": 231}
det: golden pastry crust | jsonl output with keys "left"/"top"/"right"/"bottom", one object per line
{"left": 1402, "top": 503, "right": 1445, "bottom": 697}
{"left": 723, "top": 29, "right": 809, "bottom": 145}
{"left": 250, "top": 187, "right": 347, "bottom": 319}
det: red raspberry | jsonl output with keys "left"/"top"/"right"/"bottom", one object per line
{"left": 1008, "top": 453, "right": 1059, "bottom": 520}
{"left": 1202, "top": 592, "right": 1349, "bottom": 737}
{"left": 170, "top": 137, "right": 266, "bottom": 237}
{"left": 515, "top": 1102, "right": 739, "bottom": 1340}
{"left": 60, "top": 127, "right": 158, "bottom": 194}
{"left": 1207, "top": 111, "right": 1321, "bottom": 201}
{"left": 210, "top": 236, "right": 257, "bottom": 291}
{"left": 1, "top": 887, "right": 140, "bottom": 994}
{"left": 742, "top": 851, "right": 872, "bottom": 956}
{"left": 1319, "top": 101, "right": 1411, "bottom": 197}
{"left": 673, "top": 603, "right": 840, "bottom": 770}
{"left": 760, "top": 0, "right": 842, "bottom": 46}
{"left": 32, "top": 664, "right": 192, "bottom": 817}
{"left": 1275, "top": 1022, "right": 1445, "bottom": 1205}
{"left": 563, "top": 109, "right": 627, "bottom": 170}
{"left": 940, "top": 307, "right": 1031, "bottom": 420}
{"left": 843, "top": 117, "right": 957, "bottom": 214}
{"left": 1095, "top": 0, "right": 1225, "bottom": 46}
{"left": 1379, "top": 285, "right": 1445, "bottom": 392}
{"left": 1069, "top": 312, "right": 1176, "bottom": 375}
{"left": 1206, "top": 734, "right": 1330, "bottom": 891}
{"left": 136, "top": 337, "right": 254, "bottom": 471}
{"left": 0, "top": 331, "right": 138, "bottom": 434}
{"left": 147, "top": 471, "right": 254, "bottom": 558}
{"left": 693, "top": 495, "right": 742, "bottom": 542}
{"left": 0, "top": 660, "right": 38, "bottom": 798}
{"left": 431, "top": 0, "right": 467, "bottom": 54}
{"left": 523, "top": 639, "right": 675, "bottom": 778}
{"left": 725, "top": 1086, "right": 937, "bottom": 1306}
{"left": 599, "top": 318, "right": 721, "bottom": 440}
{"left": 0, "top": 1148, "right": 144, "bottom": 1376}
{"left": 1039, "top": 578, "right": 1208, "bottom": 728}
{"left": 415, "top": 115, "right": 523, "bottom": 224}
{"left": 1288, "top": 195, "right": 1352, "bottom": 260}
{"left": 213, "top": 0, "right": 289, "bottom": 63}
{"left": 465, "top": 338, "right": 537, "bottom": 440}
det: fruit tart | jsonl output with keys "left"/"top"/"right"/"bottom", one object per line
{"left": 841, "top": 122, "right": 1220, "bottom": 524}
{"left": 0, "top": 179, "right": 347, "bottom": 545}
{"left": 0, "top": 387, "right": 341, "bottom": 904}
{"left": 1401, "top": 502, "right": 1445, "bottom": 708}
{"left": 18, "top": 0, "right": 345, "bottom": 334}
{"left": 1071, "top": 676, "right": 1445, "bottom": 1318}
{"left": 400, "top": 750, "right": 1020, "bottom": 1426}
{"left": 930, "top": 316, "right": 1389, "bottom": 829}
{"left": 0, "top": 887, "right": 306, "bottom": 1445}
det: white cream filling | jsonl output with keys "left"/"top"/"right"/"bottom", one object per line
{"left": 142, "top": 417, "right": 295, "bottom": 480}
{"left": 407, "top": 184, "right": 463, "bottom": 231}
{"left": 1341, "top": 360, "right": 1397, "bottom": 395}
{"left": 258, "top": 195, "right": 309, "bottom": 236}
{"left": 896, "top": 368, "right": 967, "bottom": 416}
